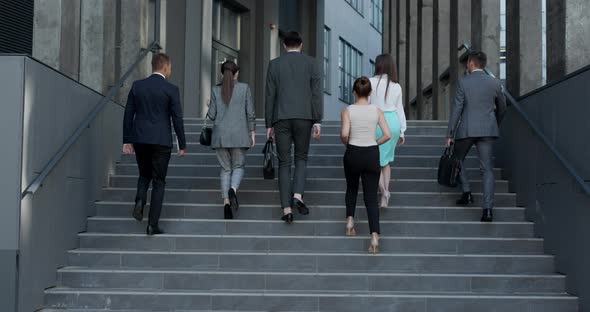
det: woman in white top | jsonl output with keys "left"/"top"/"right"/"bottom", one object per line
{"left": 369, "top": 54, "right": 407, "bottom": 209}
{"left": 341, "top": 77, "right": 392, "bottom": 254}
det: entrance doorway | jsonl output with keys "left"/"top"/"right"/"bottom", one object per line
{"left": 211, "top": 0, "right": 241, "bottom": 85}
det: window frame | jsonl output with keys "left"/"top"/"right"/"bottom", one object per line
{"left": 344, "top": 0, "right": 364, "bottom": 17}
{"left": 370, "top": 0, "right": 383, "bottom": 33}
{"left": 323, "top": 26, "right": 331, "bottom": 94}
{"left": 338, "top": 38, "right": 363, "bottom": 104}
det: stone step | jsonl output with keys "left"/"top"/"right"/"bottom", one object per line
{"left": 56, "top": 268, "right": 566, "bottom": 294}
{"left": 78, "top": 233, "right": 543, "bottom": 254}
{"left": 114, "top": 163, "right": 502, "bottom": 180}
{"left": 44, "top": 288, "right": 577, "bottom": 311}
{"left": 182, "top": 124, "right": 449, "bottom": 135}
{"left": 184, "top": 132, "right": 449, "bottom": 144}
{"left": 66, "top": 250, "right": 556, "bottom": 274}
{"left": 184, "top": 118, "right": 452, "bottom": 127}
{"left": 108, "top": 175, "right": 510, "bottom": 193}
{"left": 118, "top": 153, "right": 485, "bottom": 168}
{"left": 95, "top": 201, "right": 522, "bottom": 221}
{"left": 86, "top": 218, "right": 534, "bottom": 238}
{"left": 99, "top": 188, "right": 517, "bottom": 207}
{"left": 179, "top": 142, "right": 477, "bottom": 157}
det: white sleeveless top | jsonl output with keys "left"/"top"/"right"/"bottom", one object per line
{"left": 347, "top": 105, "right": 379, "bottom": 147}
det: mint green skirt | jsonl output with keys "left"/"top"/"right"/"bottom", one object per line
{"left": 376, "top": 111, "right": 402, "bottom": 167}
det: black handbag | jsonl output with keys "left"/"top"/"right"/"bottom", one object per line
{"left": 437, "top": 144, "right": 461, "bottom": 187}
{"left": 262, "top": 138, "right": 275, "bottom": 180}
{"left": 200, "top": 116, "right": 212, "bottom": 146}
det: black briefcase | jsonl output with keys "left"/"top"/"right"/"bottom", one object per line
{"left": 437, "top": 145, "right": 461, "bottom": 187}
{"left": 262, "top": 139, "right": 275, "bottom": 180}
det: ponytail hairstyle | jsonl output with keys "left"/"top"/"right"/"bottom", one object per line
{"left": 374, "top": 54, "right": 399, "bottom": 100}
{"left": 221, "top": 61, "right": 239, "bottom": 104}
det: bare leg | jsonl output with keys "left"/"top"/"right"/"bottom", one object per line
{"left": 379, "top": 165, "right": 391, "bottom": 208}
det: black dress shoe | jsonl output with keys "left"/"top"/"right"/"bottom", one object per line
{"left": 293, "top": 198, "right": 309, "bottom": 215}
{"left": 456, "top": 192, "right": 474, "bottom": 205}
{"left": 146, "top": 225, "right": 164, "bottom": 235}
{"left": 481, "top": 209, "right": 493, "bottom": 223}
{"left": 132, "top": 201, "right": 144, "bottom": 221}
{"left": 281, "top": 213, "right": 294, "bottom": 224}
{"left": 224, "top": 203, "right": 234, "bottom": 220}
{"left": 228, "top": 188, "right": 239, "bottom": 212}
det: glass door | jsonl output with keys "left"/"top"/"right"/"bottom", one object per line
{"left": 211, "top": 0, "right": 241, "bottom": 85}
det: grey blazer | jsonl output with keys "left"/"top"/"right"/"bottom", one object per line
{"left": 447, "top": 71, "right": 507, "bottom": 139}
{"left": 265, "top": 51, "right": 323, "bottom": 128}
{"left": 207, "top": 82, "right": 256, "bottom": 149}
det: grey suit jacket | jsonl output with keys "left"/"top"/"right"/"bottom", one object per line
{"left": 447, "top": 71, "right": 507, "bottom": 140}
{"left": 265, "top": 51, "right": 323, "bottom": 128}
{"left": 207, "top": 82, "right": 256, "bottom": 149}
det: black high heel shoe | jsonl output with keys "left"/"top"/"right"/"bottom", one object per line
{"left": 281, "top": 213, "right": 294, "bottom": 224}
{"left": 456, "top": 192, "right": 474, "bottom": 205}
{"left": 224, "top": 204, "right": 233, "bottom": 220}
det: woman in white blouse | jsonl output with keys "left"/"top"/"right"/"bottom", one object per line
{"left": 369, "top": 54, "right": 407, "bottom": 208}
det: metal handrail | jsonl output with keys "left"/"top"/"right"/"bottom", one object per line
{"left": 503, "top": 91, "right": 590, "bottom": 196}
{"left": 21, "top": 41, "right": 161, "bottom": 199}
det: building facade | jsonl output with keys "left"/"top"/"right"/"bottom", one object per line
{"left": 323, "top": 0, "right": 384, "bottom": 119}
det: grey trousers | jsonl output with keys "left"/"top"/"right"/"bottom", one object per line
{"left": 274, "top": 119, "right": 314, "bottom": 208}
{"left": 454, "top": 137, "right": 496, "bottom": 209}
{"left": 215, "top": 148, "right": 247, "bottom": 199}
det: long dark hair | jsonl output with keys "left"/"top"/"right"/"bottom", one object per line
{"left": 221, "top": 61, "right": 239, "bottom": 104}
{"left": 373, "top": 54, "right": 399, "bottom": 99}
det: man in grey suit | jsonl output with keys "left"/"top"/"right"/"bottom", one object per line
{"left": 446, "top": 51, "right": 507, "bottom": 223}
{"left": 265, "top": 31, "right": 323, "bottom": 223}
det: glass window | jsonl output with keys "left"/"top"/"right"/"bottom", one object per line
{"left": 370, "top": 0, "right": 383, "bottom": 33}
{"left": 338, "top": 38, "right": 363, "bottom": 104}
{"left": 323, "top": 27, "right": 331, "bottom": 92}
{"left": 344, "top": 0, "right": 363, "bottom": 15}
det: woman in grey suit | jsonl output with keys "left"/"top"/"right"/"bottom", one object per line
{"left": 207, "top": 61, "right": 256, "bottom": 219}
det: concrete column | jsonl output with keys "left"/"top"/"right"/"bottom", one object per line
{"left": 448, "top": 0, "right": 459, "bottom": 118}
{"left": 432, "top": 0, "right": 440, "bottom": 119}
{"left": 397, "top": 0, "right": 407, "bottom": 105}
{"left": 547, "top": 0, "right": 590, "bottom": 82}
{"left": 457, "top": 0, "right": 470, "bottom": 45}
{"left": 383, "top": 0, "right": 398, "bottom": 57}
{"left": 80, "top": 0, "right": 105, "bottom": 92}
{"left": 436, "top": 0, "right": 450, "bottom": 119}
{"left": 59, "top": 0, "right": 81, "bottom": 80}
{"left": 166, "top": 0, "right": 186, "bottom": 107}
{"left": 119, "top": 0, "right": 150, "bottom": 102}
{"left": 33, "top": 0, "right": 63, "bottom": 69}
{"left": 471, "top": 0, "right": 500, "bottom": 77}
{"left": 506, "top": 0, "right": 542, "bottom": 96}
{"left": 102, "top": 0, "right": 117, "bottom": 93}
{"left": 183, "top": 0, "right": 202, "bottom": 118}
{"left": 408, "top": 0, "right": 418, "bottom": 119}
{"left": 421, "top": 0, "right": 433, "bottom": 119}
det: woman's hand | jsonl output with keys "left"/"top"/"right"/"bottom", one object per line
{"left": 397, "top": 136, "right": 405, "bottom": 146}
{"left": 250, "top": 131, "right": 256, "bottom": 147}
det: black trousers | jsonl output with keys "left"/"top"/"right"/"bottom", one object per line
{"left": 274, "top": 119, "right": 314, "bottom": 208}
{"left": 134, "top": 143, "right": 172, "bottom": 226}
{"left": 343, "top": 145, "right": 381, "bottom": 234}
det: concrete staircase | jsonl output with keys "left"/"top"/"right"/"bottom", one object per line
{"left": 43, "top": 119, "right": 577, "bottom": 311}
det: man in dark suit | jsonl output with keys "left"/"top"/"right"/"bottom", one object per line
{"left": 446, "top": 51, "right": 507, "bottom": 223}
{"left": 265, "top": 31, "right": 323, "bottom": 223}
{"left": 122, "top": 53, "right": 186, "bottom": 235}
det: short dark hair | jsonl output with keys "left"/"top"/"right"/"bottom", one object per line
{"left": 353, "top": 76, "right": 372, "bottom": 98}
{"left": 283, "top": 31, "right": 303, "bottom": 48}
{"left": 468, "top": 51, "right": 487, "bottom": 69}
{"left": 151, "top": 53, "right": 170, "bottom": 71}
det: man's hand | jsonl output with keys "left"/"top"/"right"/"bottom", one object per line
{"left": 266, "top": 128, "right": 274, "bottom": 140}
{"left": 397, "top": 137, "right": 406, "bottom": 146}
{"left": 250, "top": 131, "right": 256, "bottom": 147}
{"left": 122, "top": 144, "right": 134, "bottom": 155}
{"left": 445, "top": 138, "right": 454, "bottom": 147}
{"left": 178, "top": 149, "right": 186, "bottom": 157}
{"left": 312, "top": 124, "right": 321, "bottom": 141}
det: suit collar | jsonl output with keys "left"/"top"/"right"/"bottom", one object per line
{"left": 152, "top": 72, "right": 166, "bottom": 79}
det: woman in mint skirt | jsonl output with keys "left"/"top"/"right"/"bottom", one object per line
{"left": 369, "top": 54, "right": 407, "bottom": 208}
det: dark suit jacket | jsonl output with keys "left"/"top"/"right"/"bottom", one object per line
{"left": 265, "top": 51, "right": 323, "bottom": 128}
{"left": 447, "top": 71, "right": 507, "bottom": 140}
{"left": 123, "top": 74, "right": 186, "bottom": 149}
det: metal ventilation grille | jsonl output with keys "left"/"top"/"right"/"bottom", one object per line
{"left": 0, "top": 0, "right": 34, "bottom": 54}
